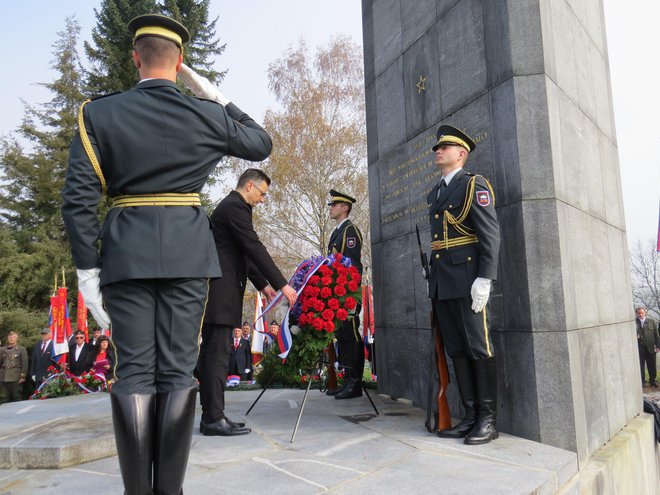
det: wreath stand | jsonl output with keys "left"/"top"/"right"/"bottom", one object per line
{"left": 245, "top": 351, "right": 379, "bottom": 443}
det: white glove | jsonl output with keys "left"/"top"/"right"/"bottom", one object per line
{"left": 244, "top": 368, "right": 251, "bottom": 374}
{"left": 77, "top": 268, "right": 111, "bottom": 330}
{"left": 470, "top": 277, "right": 491, "bottom": 313}
{"left": 178, "top": 63, "right": 230, "bottom": 106}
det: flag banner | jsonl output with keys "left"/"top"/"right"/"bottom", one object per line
{"left": 251, "top": 294, "right": 268, "bottom": 365}
{"left": 362, "top": 284, "right": 375, "bottom": 360}
{"left": 50, "top": 287, "right": 72, "bottom": 359}
{"left": 77, "top": 291, "right": 88, "bottom": 342}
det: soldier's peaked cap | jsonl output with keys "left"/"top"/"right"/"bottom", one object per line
{"left": 128, "top": 14, "right": 190, "bottom": 47}
{"left": 432, "top": 125, "right": 476, "bottom": 152}
{"left": 328, "top": 189, "right": 356, "bottom": 206}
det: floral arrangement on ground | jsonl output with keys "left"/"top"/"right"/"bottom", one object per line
{"left": 30, "top": 366, "right": 109, "bottom": 400}
{"left": 256, "top": 253, "right": 361, "bottom": 388}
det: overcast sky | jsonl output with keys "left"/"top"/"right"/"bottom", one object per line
{"left": 0, "top": 0, "right": 657, "bottom": 247}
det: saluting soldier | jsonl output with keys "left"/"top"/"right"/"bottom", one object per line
{"left": 61, "top": 14, "right": 272, "bottom": 494}
{"left": 427, "top": 125, "right": 501, "bottom": 445}
{"left": 327, "top": 190, "right": 364, "bottom": 399}
{"left": 0, "top": 331, "right": 29, "bottom": 403}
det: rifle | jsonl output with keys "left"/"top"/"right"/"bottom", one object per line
{"left": 416, "top": 224, "right": 451, "bottom": 433}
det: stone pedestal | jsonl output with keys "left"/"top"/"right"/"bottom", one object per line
{"left": 362, "top": 0, "right": 649, "bottom": 472}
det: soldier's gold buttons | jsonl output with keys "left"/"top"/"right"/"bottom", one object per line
{"left": 434, "top": 214, "right": 439, "bottom": 219}
{"left": 467, "top": 257, "right": 472, "bottom": 261}
{"left": 449, "top": 204, "right": 453, "bottom": 208}
{"left": 433, "top": 234, "right": 438, "bottom": 239}
{"left": 435, "top": 254, "right": 440, "bottom": 259}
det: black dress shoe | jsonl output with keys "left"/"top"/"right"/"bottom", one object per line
{"left": 200, "top": 419, "right": 251, "bottom": 436}
{"left": 335, "top": 378, "right": 363, "bottom": 399}
{"left": 225, "top": 417, "right": 246, "bottom": 428}
{"left": 199, "top": 417, "right": 246, "bottom": 433}
{"left": 325, "top": 388, "right": 341, "bottom": 396}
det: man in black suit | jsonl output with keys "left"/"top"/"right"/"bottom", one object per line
{"left": 68, "top": 331, "right": 93, "bottom": 376}
{"left": 326, "top": 190, "right": 364, "bottom": 400}
{"left": 30, "top": 328, "right": 54, "bottom": 386}
{"left": 427, "top": 125, "right": 501, "bottom": 445}
{"left": 198, "top": 168, "right": 297, "bottom": 436}
{"left": 61, "top": 14, "right": 272, "bottom": 494}
{"left": 228, "top": 327, "right": 251, "bottom": 380}
{"left": 89, "top": 328, "right": 102, "bottom": 347}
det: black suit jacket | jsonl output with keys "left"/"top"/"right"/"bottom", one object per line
{"left": 228, "top": 336, "right": 252, "bottom": 377}
{"left": 68, "top": 343, "right": 94, "bottom": 376}
{"left": 427, "top": 169, "right": 500, "bottom": 300}
{"left": 203, "top": 191, "right": 288, "bottom": 328}
{"left": 62, "top": 79, "right": 272, "bottom": 285}
{"left": 30, "top": 340, "right": 54, "bottom": 382}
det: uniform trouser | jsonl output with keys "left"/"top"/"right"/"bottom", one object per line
{"left": 102, "top": 278, "right": 209, "bottom": 394}
{"left": 0, "top": 381, "right": 22, "bottom": 403}
{"left": 198, "top": 323, "right": 231, "bottom": 423}
{"left": 432, "top": 297, "right": 494, "bottom": 359}
{"left": 336, "top": 315, "right": 364, "bottom": 381}
{"left": 639, "top": 345, "right": 658, "bottom": 384}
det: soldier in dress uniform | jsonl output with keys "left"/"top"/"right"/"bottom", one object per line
{"left": 61, "top": 14, "right": 272, "bottom": 494}
{"left": 327, "top": 190, "right": 364, "bottom": 399}
{"left": 427, "top": 125, "right": 501, "bottom": 445}
{"left": 0, "top": 331, "right": 28, "bottom": 403}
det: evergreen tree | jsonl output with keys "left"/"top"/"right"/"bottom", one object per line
{"left": 85, "top": 0, "right": 225, "bottom": 96}
{"left": 160, "top": 0, "right": 226, "bottom": 82}
{"left": 84, "top": 0, "right": 157, "bottom": 95}
{"left": 0, "top": 17, "right": 85, "bottom": 329}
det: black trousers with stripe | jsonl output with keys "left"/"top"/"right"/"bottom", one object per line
{"left": 102, "top": 278, "right": 208, "bottom": 394}
{"left": 432, "top": 297, "right": 494, "bottom": 360}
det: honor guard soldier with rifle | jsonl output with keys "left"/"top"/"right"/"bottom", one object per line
{"left": 62, "top": 13, "right": 272, "bottom": 494}
{"left": 427, "top": 125, "right": 501, "bottom": 445}
{"left": 327, "top": 190, "right": 364, "bottom": 399}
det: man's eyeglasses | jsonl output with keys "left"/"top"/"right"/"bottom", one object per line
{"left": 75, "top": 336, "right": 85, "bottom": 340}
{"left": 253, "top": 183, "right": 267, "bottom": 198}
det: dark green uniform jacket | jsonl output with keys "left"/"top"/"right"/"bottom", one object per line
{"left": 62, "top": 79, "right": 272, "bottom": 285}
{"left": 427, "top": 168, "right": 500, "bottom": 300}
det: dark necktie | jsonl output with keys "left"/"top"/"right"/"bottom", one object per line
{"left": 437, "top": 179, "right": 447, "bottom": 200}
{"left": 41, "top": 342, "right": 46, "bottom": 353}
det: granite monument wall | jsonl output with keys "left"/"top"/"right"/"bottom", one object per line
{"left": 362, "top": 0, "right": 640, "bottom": 465}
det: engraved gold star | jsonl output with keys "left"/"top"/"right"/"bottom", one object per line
{"left": 416, "top": 75, "right": 427, "bottom": 94}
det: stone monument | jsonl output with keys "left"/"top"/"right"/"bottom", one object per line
{"left": 362, "top": 0, "right": 658, "bottom": 490}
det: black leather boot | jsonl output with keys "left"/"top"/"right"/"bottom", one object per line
{"left": 438, "top": 356, "right": 477, "bottom": 438}
{"left": 153, "top": 387, "right": 197, "bottom": 495}
{"left": 110, "top": 393, "right": 156, "bottom": 495}
{"left": 465, "top": 357, "right": 498, "bottom": 445}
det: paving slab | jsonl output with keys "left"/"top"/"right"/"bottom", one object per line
{"left": 0, "top": 388, "right": 578, "bottom": 494}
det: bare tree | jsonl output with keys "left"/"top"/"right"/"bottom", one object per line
{"left": 630, "top": 237, "right": 660, "bottom": 318}
{"left": 227, "top": 37, "right": 369, "bottom": 278}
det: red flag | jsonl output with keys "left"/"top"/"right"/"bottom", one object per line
{"left": 50, "top": 287, "right": 72, "bottom": 363}
{"left": 77, "top": 291, "right": 88, "bottom": 342}
{"left": 361, "top": 284, "right": 375, "bottom": 359}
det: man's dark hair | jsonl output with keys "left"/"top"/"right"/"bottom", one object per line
{"left": 134, "top": 36, "right": 181, "bottom": 68}
{"left": 237, "top": 168, "right": 271, "bottom": 189}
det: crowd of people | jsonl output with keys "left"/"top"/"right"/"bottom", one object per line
{"left": 0, "top": 327, "right": 116, "bottom": 403}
